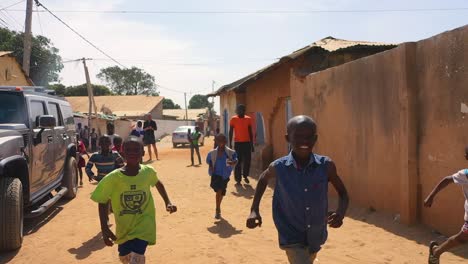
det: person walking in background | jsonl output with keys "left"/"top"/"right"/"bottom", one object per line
{"left": 143, "top": 114, "right": 159, "bottom": 161}
{"left": 105, "top": 122, "right": 120, "bottom": 149}
{"left": 90, "top": 128, "right": 98, "bottom": 152}
{"left": 82, "top": 125, "right": 90, "bottom": 149}
{"left": 77, "top": 135, "right": 90, "bottom": 185}
{"left": 424, "top": 146, "right": 468, "bottom": 264}
{"left": 131, "top": 121, "right": 144, "bottom": 139}
{"left": 229, "top": 104, "right": 254, "bottom": 184}
{"left": 112, "top": 135, "right": 124, "bottom": 156}
{"left": 189, "top": 127, "right": 202, "bottom": 166}
{"left": 213, "top": 128, "right": 220, "bottom": 149}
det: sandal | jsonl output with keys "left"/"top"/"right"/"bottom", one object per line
{"left": 428, "top": 241, "right": 439, "bottom": 264}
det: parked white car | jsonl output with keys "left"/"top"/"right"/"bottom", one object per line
{"left": 172, "top": 125, "right": 205, "bottom": 148}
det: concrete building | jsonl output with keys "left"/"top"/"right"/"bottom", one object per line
{"left": 210, "top": 37, "right": 396, "bottom": 174}
{"left": 0, "top": 51, "right": 33, "bottom": 86}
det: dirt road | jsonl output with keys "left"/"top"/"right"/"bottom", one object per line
{"left": 1, "top": 138, "right": 467, "bottom": 263}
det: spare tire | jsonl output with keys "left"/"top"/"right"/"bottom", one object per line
{"left": 0, "top": 177, "right": 23, "bottom": 251}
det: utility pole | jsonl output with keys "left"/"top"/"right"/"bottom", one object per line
{"left": 22, "top": 0, "right": 33, "bottom": 76}
{"left": 184, "top": 92, "right": 189, "bottom": 125}
{"left": 82, "top": 58, "right": 96, "bottom": 133}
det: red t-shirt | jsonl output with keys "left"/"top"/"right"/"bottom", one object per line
{"left": 229, "top": 115, "right": 253, "bottom": 142}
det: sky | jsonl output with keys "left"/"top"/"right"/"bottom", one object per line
{"left": 1, "top": 0, "right": 467, "bottom": 111}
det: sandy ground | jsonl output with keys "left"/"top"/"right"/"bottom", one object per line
{"left": 1, "top": 137, "right": 467, "bottom": 263}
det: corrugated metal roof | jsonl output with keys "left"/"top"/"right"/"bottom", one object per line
{"left": 209, "top": 37, "right": 396, "bottom": 96}
{"left": 66, "top": 95, "right": 164, "bottom": 117}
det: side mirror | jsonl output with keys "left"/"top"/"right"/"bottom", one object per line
{"left": 34, "top": 115, "right": 56, "bottom": 146}
{"left": 38, "top": 115, "right": 56, "bottom": 129}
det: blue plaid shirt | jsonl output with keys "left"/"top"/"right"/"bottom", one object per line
{"left": 272, "top": 152, "right": 330, "bottom": 253}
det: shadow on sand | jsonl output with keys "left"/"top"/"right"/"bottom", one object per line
{"left": 68, "top": 232, "right": 107, "bottom": 260}
{"left": 232, "top": 183, "right": 255, "bottom": 199}
{"left": 207, "top": 218, "right": 243, "bottom": 239}
{"left": 337, "top": 199, "right": 468, "bottom": 259}
{"left": 0, "top": 199, "right": 71, "bottom": 263}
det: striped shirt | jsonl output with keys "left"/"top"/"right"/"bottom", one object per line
{"left": 85, "top": 151, "right": 124, "bottom": 181}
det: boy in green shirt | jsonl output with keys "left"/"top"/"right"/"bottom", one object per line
{"left": 91, "top": 136, "right": 177, "bottom": 263}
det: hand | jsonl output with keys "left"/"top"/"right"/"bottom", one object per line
{"left": 101, "top": 226, "right": 117, "bottom": 246}
{"left": 166, "top": 203, "right": 177, "bottom": 214}
{"left": 246, "top": 210, "right": 262, "bottom": 229}
{"left": 424, "top": 196, "right": 434, "bottom": 207}
{"left": 327, "top": 211, "right": 344, "bottom": 228}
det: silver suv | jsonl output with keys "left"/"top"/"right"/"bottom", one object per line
{"left": 0, "top": 86, "right": 78, "bottom": 251}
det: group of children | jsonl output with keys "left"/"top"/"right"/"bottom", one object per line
{"left": 77, "top": 115, "right": 467, "bottom": 264}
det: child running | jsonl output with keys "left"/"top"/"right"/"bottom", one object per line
{"left": 77, "top": 136, "right": 90, "bottom": 185}
{"left": 91, "top": 136, "right": 177, "bottom": 264}
{"left": 206, "top": 134, "right": 238, "bottom": 219}
{"left": 246, "top": 115, "right": 349, "bottom": 264}
{"left": 424, "top": 146, "right": 468, "bottom": 264}
{"left": 86, "top": 135, "right": 124, "bottom": 182}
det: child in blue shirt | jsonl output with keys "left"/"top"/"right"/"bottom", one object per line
{"left": 206, "top": 134, "right": 238, "bottom": 219}
{"left": 246, "top": 115, "right": 349, "bottom": 264}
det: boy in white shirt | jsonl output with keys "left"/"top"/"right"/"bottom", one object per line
{"left": 424, "top": 146, "right": 468, "bottom": 264}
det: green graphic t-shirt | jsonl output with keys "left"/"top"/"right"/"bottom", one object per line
{"left": 91, "top": 165, "right": 158, "bottom": 245}
{"left": 191, "top": 131, "right": 201, "bottom": 145}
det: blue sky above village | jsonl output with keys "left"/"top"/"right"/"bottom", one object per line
{"left": 2, "top": 0, "right": 467, "bottom": 109}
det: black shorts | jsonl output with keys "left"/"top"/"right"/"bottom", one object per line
{"left": 210, "top": 175, "right": 229, "bottom": 195}
{"left": 143, "top": 135, "right": 156, "bottom": 145}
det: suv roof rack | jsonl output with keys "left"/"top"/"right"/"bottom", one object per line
{"left": 0, "top": 86, "right": 56, "bottom": 95}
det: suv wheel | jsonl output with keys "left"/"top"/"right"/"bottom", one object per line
{"left": 62, "top": 157, "right": 78, "bottom": 199}
{"left": 0, "top": 177, "right": 24, "bottom": 251}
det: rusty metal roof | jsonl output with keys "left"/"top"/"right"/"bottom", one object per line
{"left": 209, "top": 37, "right": 396, "bottom": 96}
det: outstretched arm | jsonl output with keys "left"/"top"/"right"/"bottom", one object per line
{"left": 246, "top": 164, "right": 276, "bottom": 228}
{"left": 155, "top": 181, "right": 177, "bottom": 213}
{"left": 98, "top": 203, "right": 116, "bottom": 246}
{"left": 328, "top": 161, "right": 349, "bottom": 228}
{"left": 424, "top": 176, "right": 453, "bottom": 207}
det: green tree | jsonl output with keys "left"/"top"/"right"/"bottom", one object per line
{"left": 49, "top": 83, "right": 112, "bottom": 96}
{"left": 97, "top": 66, "right": 157, "bottom": 95}
{"left": 188, "top": 94, "right": 212, "bottom": 109}
{"left": 0, "top": 28, "right": 63, "bottom": 86}
{"left": 163, "top": 98, "right": 181, "bottom": 109}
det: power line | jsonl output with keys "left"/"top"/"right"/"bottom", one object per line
{"left": 34, "top": 0, "right": 126, "bottom": 68}
{"left": 0, "top": 0, "right": 25, "bottom": 12}
{"left": 35, "top": 4, "right": 43, "bottom": 35}
{"left": 5, "top": 7, "right": 468, "bottom": 14}
{"left": 1, "top": 9, "right": 24, "bottom": 30}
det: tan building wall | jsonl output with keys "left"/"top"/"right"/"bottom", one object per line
{"left": 150, "top": 102, "right": 163, "bottom": 119}
{"left": 417, "top": 26, "right": 468, "bottom": 235}
{"left": 290, "top": 25, "right": 468, "bottom": 235}
{"left": 0, "top": 55, "right": 32, "bottom": 86}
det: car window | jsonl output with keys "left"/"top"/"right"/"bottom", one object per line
{"left": 29, "top": 100, "right": 46, "bottom": 129}
{"left": 48, "top": 102, "right": 64, "bottom": 126}
{"left": 60, "top": 104, "right": 75, "bottom": 129}
{"left": 0, "top": 93, "right": 26, "bottom": 125}
{"left": 175, "top": 126, "right": 194, "bottom": 132}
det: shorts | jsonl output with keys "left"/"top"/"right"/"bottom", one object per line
{"left": 118, "top": 238, "right": 149, "bottom": 256}
{"left": 210, "top": 175, "right": 229, "bottom": 196}
{"left": 462, "top": 221, "right": 468, "bottom": 234}
{"left": 282, "top": 244, "right": 318, "bottom": 264}
{"left": 143, "top": 135, "right": 156, "bottom": 145}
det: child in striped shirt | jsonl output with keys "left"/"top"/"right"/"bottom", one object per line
{"left": 86, "top": 135, "right": 124, "bottom": 182}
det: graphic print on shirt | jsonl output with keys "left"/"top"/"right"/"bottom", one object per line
{"left": 120, "top": 188, "right": 147, "bottom": 216}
